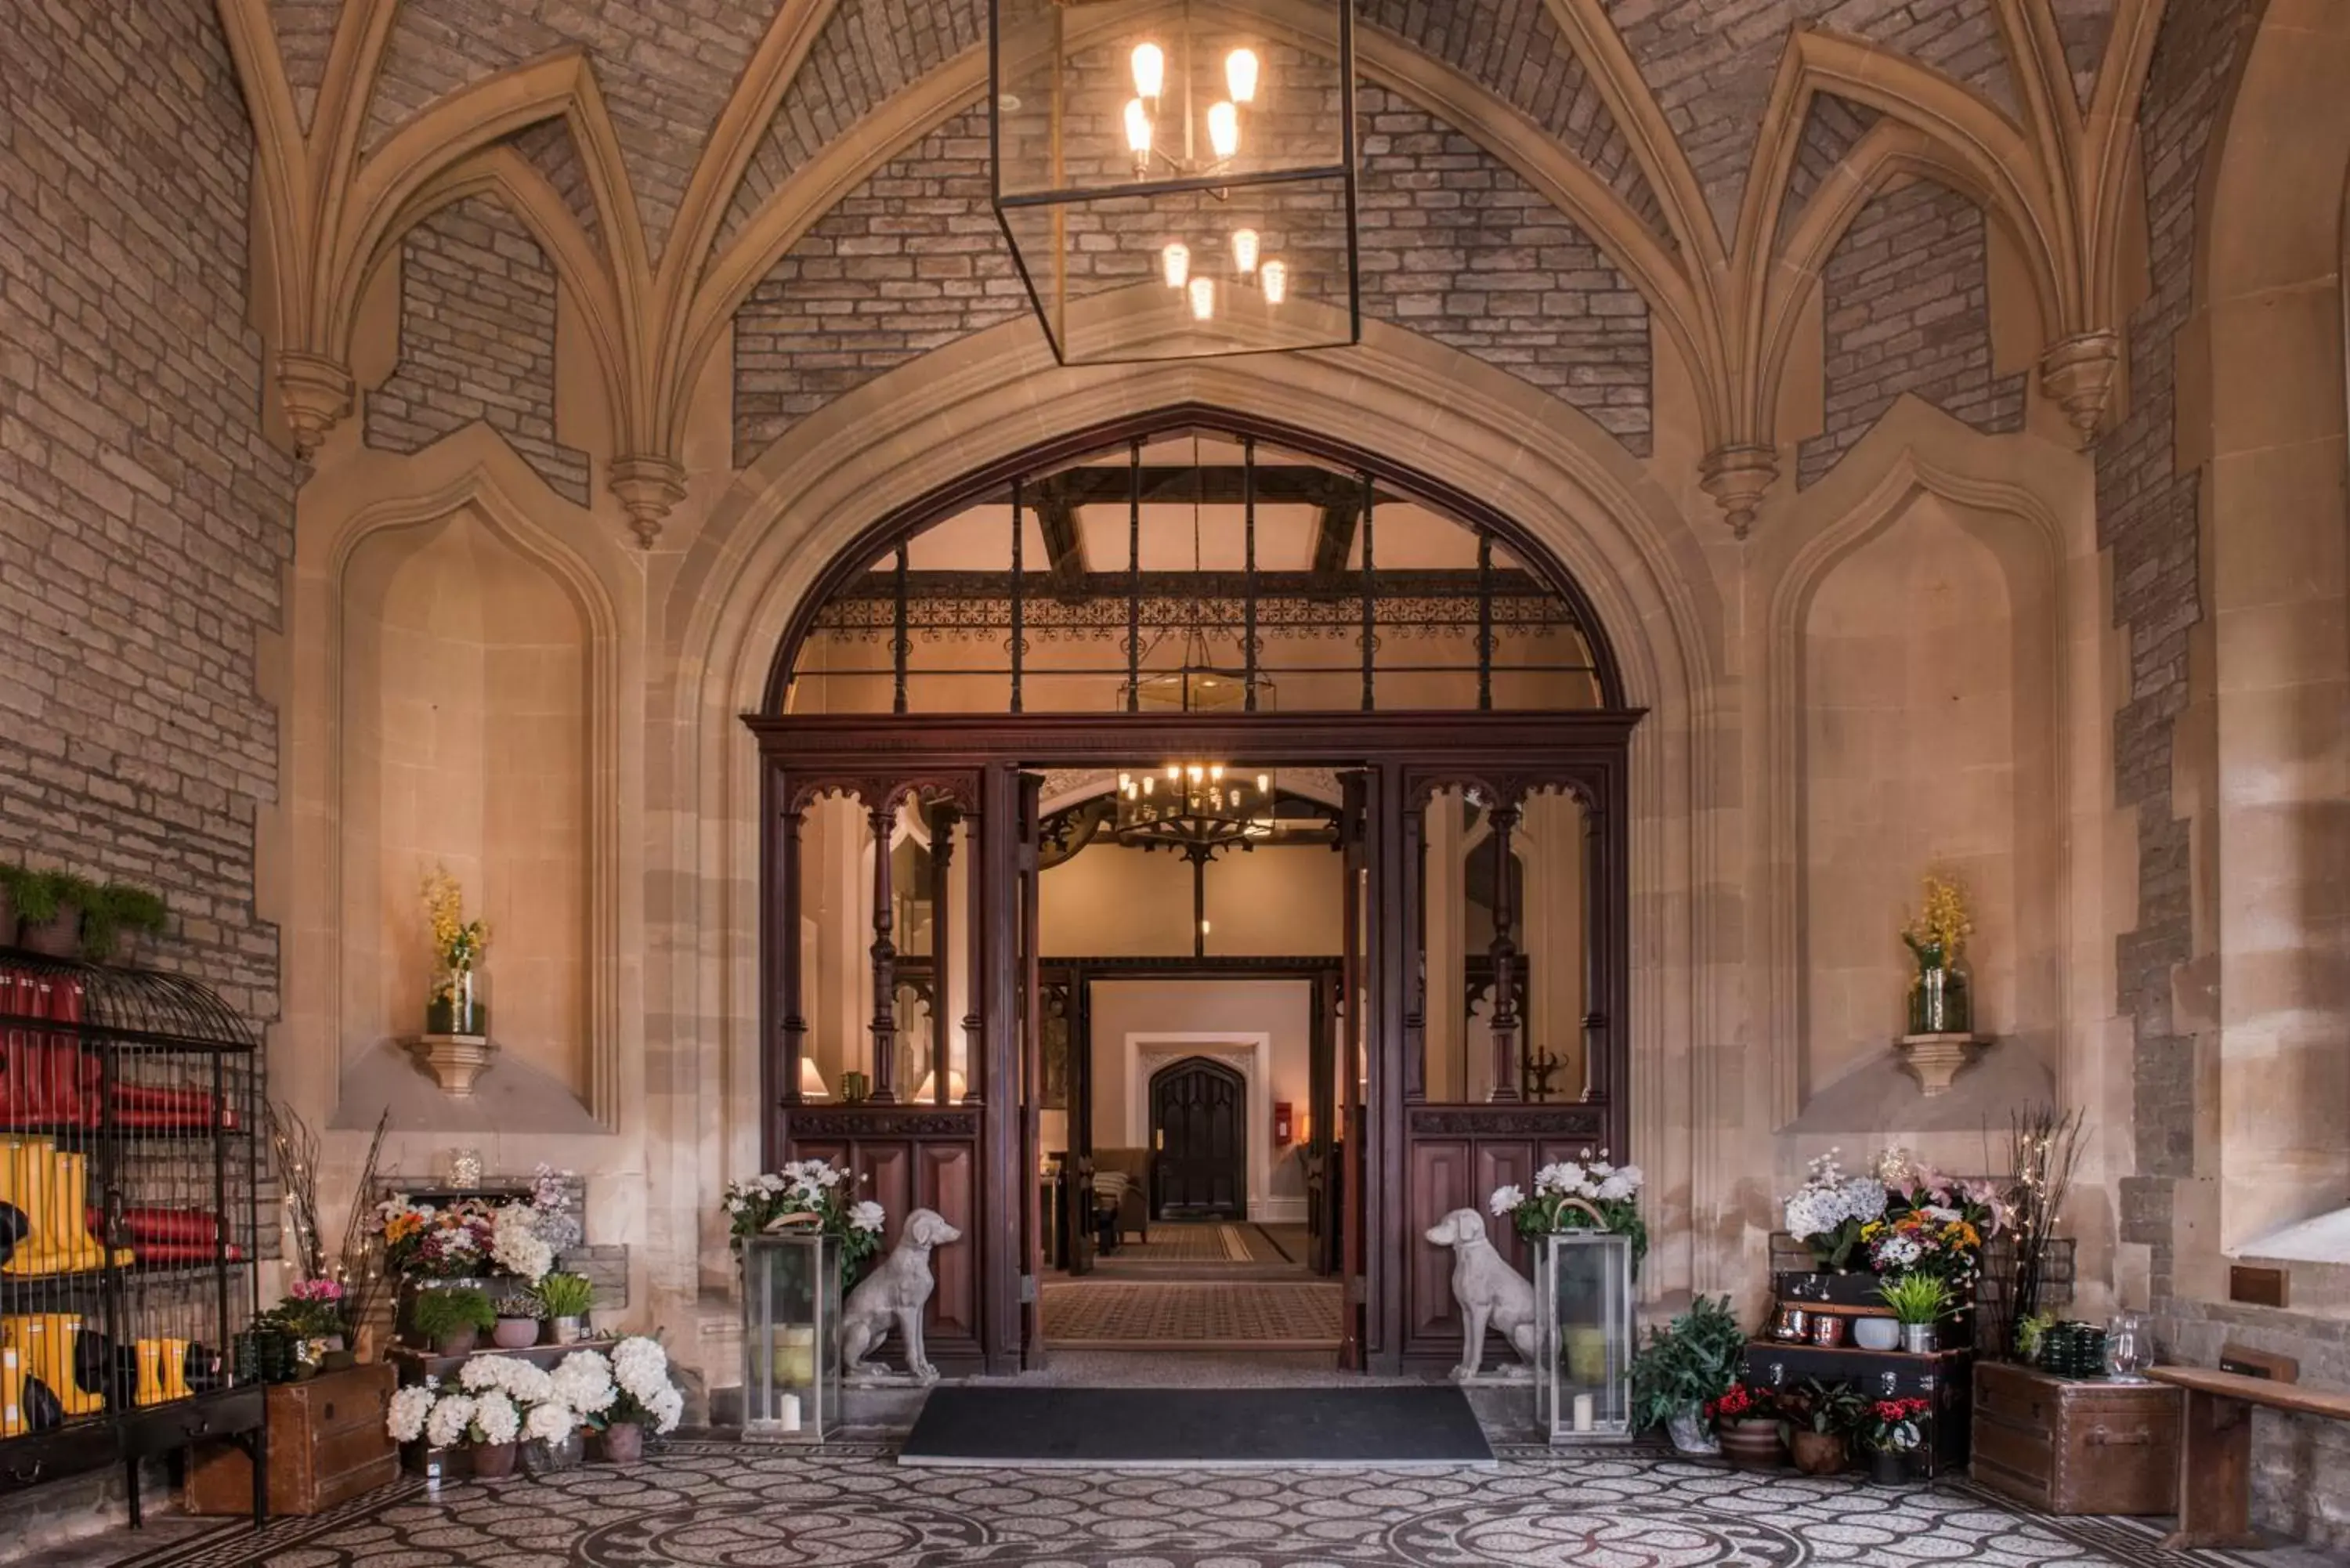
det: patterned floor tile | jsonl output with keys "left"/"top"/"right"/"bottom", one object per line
{"left": 58, "top": 1441, "right": 2330, "bottom": 1568}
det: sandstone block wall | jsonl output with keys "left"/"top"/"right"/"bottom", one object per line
{"left": 0, "top": 0, "right": 296, "bottom": 1019}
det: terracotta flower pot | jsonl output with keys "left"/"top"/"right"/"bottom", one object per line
{"left": 470, "top": 1441, "right": 519, "bottom": 1480}
{"left": 493, "top": 1318, "right": 541, "bottom": 1349}
{"left": 20, "top": 907, "right": 81, "bottom": 958}
{"left": 1788, "top": 1429, "right": 1849, "bottom": 1476}
{"left": 595, "top": 1422, "right": 645, "bottom": 1465}
{"left": 433, "top": 1328, "right": 479, "bottom": 1358}
{"left": 1715, "top": 1418, "right": 1785, "bottom": 1471}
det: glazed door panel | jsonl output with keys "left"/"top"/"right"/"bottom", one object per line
{"left": 1151, "top": 1058, "right": 1246, "bottom": 1219}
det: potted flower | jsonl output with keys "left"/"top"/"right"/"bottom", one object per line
{"left": 375, "top": 1195, "right": 498, "bottom": 1280}
{"left": 1900, "top": 873, "right": 1972, "bottom": 1033}
{"left": 389, "top": 1378, "right": 526, "bottom": 1479}
{"left": 1628, "top": 1295, "right": 1745, "bottom": 1454}
{"left": 491, "top": 1292, "right": 544, "bottom": 1349}
{"left": 279, "top": 1277, "right": 352, "bottom": 1370}
{"left": 533, "top": 1270, "right": 595, "bottom": 1344}
{"left": 1777, "top": 1378, "right": 1867, "bottom": 1474}
{"left": 421, "top": 866, "right": 490, "bottom": 1035}
{"left": 489, "top": 1201, "right": 555, "bottom": 1284}
{"left": 1876, "top": 1273, "right": 1950, "bottom": 1354}
{"left": 1705, "top": 1381, "right": 1784, "bottom": 1469}
{"left": 2, "top": 867, "right": 99, "bottom": 958}
{"left": 725, "top": 1160, "right": 887, "bottom": 1279}
{"left": 592, "top": 1335, "right": 684, "bottom": 1464}
{"left": 410, "top": 1285, "right": 494, "bottom": 1357}
{"left": 1781, "top": 1149, "right": 1888, "bottom": 1273}
{"left": 1859, "top": 1394, "right": 1932, "bottom": 1483}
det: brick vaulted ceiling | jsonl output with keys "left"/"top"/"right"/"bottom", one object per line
{"left": 229, "top": 0, "right": 2147, "bottom": 544}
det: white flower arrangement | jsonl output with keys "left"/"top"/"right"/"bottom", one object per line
{"left": 469, "top": 1390, "right": 520, "bottom": 1447}
{"left": 1488, "top": 1151, "right": 1649, "bottom": 1266}
{"left": 387, "top": 1383, "right": 436, "bottom": 1443}
{"left": 605, "top": 1335, "right": 683, "bottom": 1434}
{"left": 424, "top": 1393, "right": 477, "bottom": 1450}
{"left": 724, "top": 1159, "right": 882, "bottom": 1268}
{"left": 490, "top": 1201, "right": 556, "bottom": 1284}
{"left": 1780, "top": 1148, "right": 1890, "bottom": 1270}
{"left": 523, "top": 1398, "right": 580, "bottom": 1444}
{"left": 551, "top": 1349, "right": 617, "bottom": 1417}
{"left": 459, "top": 1353, "right": 555, "bottom": 1406}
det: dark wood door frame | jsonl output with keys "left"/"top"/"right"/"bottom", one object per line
{"left": 751, "top": 709, "right": 1639, "bottom": 1374}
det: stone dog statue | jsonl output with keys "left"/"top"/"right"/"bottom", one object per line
{"left": 1423, "top": 1207, "right": 1537, "bottom": 1378}
{"left": 839, "top": 1207, "right": 962, "bottom": 1383}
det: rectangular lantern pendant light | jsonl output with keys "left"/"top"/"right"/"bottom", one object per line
{"left": 989, "top": 0, "right": 1361, "bottom": 365}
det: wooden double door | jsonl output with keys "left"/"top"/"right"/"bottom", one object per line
{"left": 1150, "top": 1057, "right": 1246, "bottom": 1219}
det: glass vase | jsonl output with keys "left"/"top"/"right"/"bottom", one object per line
{"left": 427, "top": 968, "right": 486, "bottom": 1035}
{"left": 1907, "top": 963, "right": 1971, "bottom": 1034}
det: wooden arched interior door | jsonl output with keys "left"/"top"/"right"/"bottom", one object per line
{"left": 1149, "top": 1057, "right": 1246, "bottom": 1220}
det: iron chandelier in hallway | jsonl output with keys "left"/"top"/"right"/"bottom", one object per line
{"left": 989, "top": 0, "right": 1361, "bottom": 364}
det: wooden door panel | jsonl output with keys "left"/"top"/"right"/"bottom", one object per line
{"left": 1408, "top": 1139, "right": 1472, "bottom": 1339}
{"left": 1151, "top": 1059, "right": 1246, "bottom": 1219}
{"left": 1474, "top": 1142, "right": 1536, "bottom": 1279}
{"left": 917, "top": 1142, "right": 978, "bottom": 1340}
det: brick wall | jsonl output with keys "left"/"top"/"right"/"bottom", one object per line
{"left": 363, "top": 196, "right": 592, "bottom": 505}
{"left": 2092, "top": 0, "right": 2350, "bottom": 1548}
{"left": 732, "top": 86, "right": 1654, "bottom": 460}
{"left": 1796, "top": 179, "right": 2024, "bottom": 486}
{"left": 0, "top": 0, "right": 296, "bottom": 1020}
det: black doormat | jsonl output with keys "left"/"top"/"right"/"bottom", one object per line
{"left": 898, "top": 1386, "right": 1495, "bottom": 1469}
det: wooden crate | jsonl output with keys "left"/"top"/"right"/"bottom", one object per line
{"left": 1971, "top": 1360, "right": 2179, "bottom": 1516}
{"left": 184, "top": 1362, "right": 400, "bottom": 1517}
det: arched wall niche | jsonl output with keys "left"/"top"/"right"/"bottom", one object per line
{"left": 652, "top": 315, "right": 1729, "bottom": 1312}
{"left": 314, "top": 451, "right": 629, "bottom": 1138}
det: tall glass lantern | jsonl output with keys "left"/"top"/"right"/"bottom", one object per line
{"left": 990, "top": 0, "right": 1359, "bottom": 364}
{"left": 741, "top": 1231, "right": 842, "bottom": 1442}
{"left": 1532, "top": 1232, "right": 1636, "bottom": 1443}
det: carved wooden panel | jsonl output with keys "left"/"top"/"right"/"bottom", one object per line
{"left": 1407, "top": 1138, "right": 1472, "bottom": 1342}
{"left": 919, "top": 1141, "right": 978, "bottom": 1342}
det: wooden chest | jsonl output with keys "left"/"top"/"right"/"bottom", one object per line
{"left": 1972, "top": 1360, "right": 2179, "bottom": 1516}
{"left": 185, "top": 1362, "right": 400, "bottom": 1516}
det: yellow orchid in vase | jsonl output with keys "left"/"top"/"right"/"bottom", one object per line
{"left": 1900, "top": 872, "right": 1972, "bottom": 1035}
{"left": 421, "top": 866, "right": 491, "bottom": 1035}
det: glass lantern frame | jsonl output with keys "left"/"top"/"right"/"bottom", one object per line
{"left": 1531, "top": 1230, "right": 1636, "bottom": 1444}
{"left": 741, "top": 1230, "right": 843, "bottom": 1443}
{"left": 988, "top": 0, "right": 1362, "bottom": 366}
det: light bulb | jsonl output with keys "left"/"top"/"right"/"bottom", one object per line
{"left": 1188, "top": 764, "right": 1205, "bottom": 782}
{"left": 1260, "top": 258, "right": 1288, "bottom": 303}
{"left": 1256, "top": 773, "right": 1271, "bottom": 792}
{"left": 1166, "top": 764, "right": 1181, "bottom": 779}
{"left": 1226, "top": 48, "right": 1260, "bottom": 105}
{"left": 1119, "top": 771, "right": 1131, "bottom": 790}
{"left": 1231, "top": 227, "right": 1260, "bottom": 273}
{"left": 1161, "top": 240, "right": 1189, "bottom": 289}
{"left": 1209, "top": 764, "right": 1225, "bottom": 781}
{"left": 1131, "top": 42, "right": 1165, "bottom": 100}
{"left": 1201, "top": 919, "right": 1213, "bottom": 936}
{"left": 1125, "top": 98, "right": 1154, "bottom": 159}
{"left": 1207, "top": 100, "right": 1239, "bottom": 161}
{"left": 1188, "top": 275, "right": 1215, "bottom": 320}
{"left": 1143, "top": 776, "right": 1156, "bottom": 794}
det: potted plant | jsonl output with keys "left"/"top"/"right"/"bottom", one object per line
{"left": 410, "top": 1285, "right": 494, "bottom": 1357}
{"left": 3, "top": 868, "right": 96, "bottom": 958}
{"left": 388, "top": 1381, "right": 525, "bottom": 1479}
{"left": 1629, "top": 1295, "right": 1745, "bottom": 1454}
{"left": 80, "top": 883, "right": 167, "bottom": 964}
{"left": 1780, "top": 1150, "right": 1888, "bottom": 1273}
{"left": 1777, "top": 1378, "right": 1867, "bottom": 1474}
{"left": 1900, "top": 873, "right": 1972, "bottom": 1034}
{"left": 491, "top": 1292, "right": 544, "bottom": 1349}
{"left": 1705, "top": 1381, "right": 1784, "bottom": 1470}
{"left": 1859, "top": 1394, "right": 1932, "bottom": 1483}
{"left": 591, "top": 1335, "right": 685, "bottom": 1464}
{"left": 534, "top": 1271, "right": 595, "bottom": 1344}
{"left": 1877, "top": 1274, "right": 1950, "bottom": 1354}
{"left": 421, "top": 866, "right": 490, "bottom": 1035}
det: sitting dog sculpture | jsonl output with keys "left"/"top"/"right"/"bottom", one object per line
{"left": 839, "top": 1207, "right": 962, "bottom": 1383}
{"left": 1423, "top": 1207, "right": 1537, "bottom": 1378}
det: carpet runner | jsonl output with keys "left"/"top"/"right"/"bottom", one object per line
{"left": 898, "top": 1386, "right": 1494, "bottom": 1468}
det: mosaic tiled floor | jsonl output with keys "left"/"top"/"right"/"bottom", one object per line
{"left": 70, "top": 1441, "right": 2329, "bottom": 1568}
{"left": 1041, "top": 1279, "right": 1344, "bottom": 1346}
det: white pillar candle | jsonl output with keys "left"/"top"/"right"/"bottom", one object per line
{"left": 1572, "top": 1393, "right": 1594, "bottom": 1433}
{"left": 779, "top": 1393, "right": 802, "bottom": 1433}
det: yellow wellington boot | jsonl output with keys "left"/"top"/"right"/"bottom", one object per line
{"left": 52, "top": 1151, "right": 125, "bottom": 1270}
{"left": 135, "top": 1337, "right": 164, "bottom": 1407}
{"left": 12, "top": 1314, "right": 102, "bottom": 1417}
{"left": 0, "top": 1343, "right": 24, "bottom": 1437}
{"left": 157, "top": 1337, "right": 190, "bottom": 1402}
{"left": 0, "top": 1140, "right": 71, "bottom": 1276}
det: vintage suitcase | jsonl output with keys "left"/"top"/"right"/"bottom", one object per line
{"left": 1971, "top": 1360, "right": 2179, "bottom": 1516}
{"left": 185, "top": 1361, "right": 400, "bottom": 1516}
{"left": 1742, "top": 1342, "right": 1975, "bottom": 1471}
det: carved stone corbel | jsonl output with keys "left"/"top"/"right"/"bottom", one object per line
{"left": 1699, "top": 444, "right": 1779, "bottom": 540}
{"left": 609, "top": 453, "right": 689, "bottom": 548}
{"left": 2037, "top": 331, "right": 2120, "bottom": 448}
{"left": 277, "top": 350, "right": 354, "bottom": 458}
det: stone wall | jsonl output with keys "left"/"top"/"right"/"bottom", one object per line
{"left": 0, "top": 0, "right": 296, "bottom": 1018}
{"left": 732, "top": 87, "right": 1654, "bottom": 460}
{"left": 363, "top": 196, "right": 591, "bottom": 505}
{"left": 1797, "top": 179, "right": 2024, "bottom": 487}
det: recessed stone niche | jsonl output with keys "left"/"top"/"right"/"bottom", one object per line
{"left": 332, "top": 506, "right": 600, "bottom": 1133}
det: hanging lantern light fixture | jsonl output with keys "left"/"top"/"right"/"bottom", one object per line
{"left": 990, "top": 0, "right": 1360, "bottom": 364}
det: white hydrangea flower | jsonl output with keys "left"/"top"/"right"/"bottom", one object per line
{"left": 1596, "top": 1172, "right": 1635, "bottom": 1203}
{"left": 612, "top": 1336, "right": 670, "bottom": 1400}
{"left": 523, "top": 1400, "right": 577, "bottom": 1443}
{"left": 646, "top": 1383, "right": 683, "bottom": 1435}
{"left": 490, "top": 1203, "right": 555, "bottom": 1283}
{"left": 470, "top": 1390, "right": 519, "bottom": 1447}
{"left": 551, "top": 1350, "right": 616, "bottom": 1415}
{"left": 849, "top": 1200, "right": 886, "bottom": 1234}
{"left": 425, "top": 1394, "right": 477, "bottom": 1450}
{"left": 387, "top": 1385, "right": 435, "bottom": 1443}
{"left": 1615, "top": 1164, "right": 1645, "bottom": 1192}
{"left": 1488, "top": 1183, "right": 1525, "bottom": 1218}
